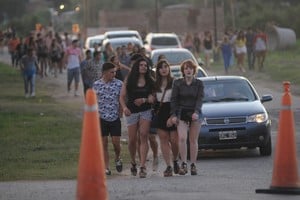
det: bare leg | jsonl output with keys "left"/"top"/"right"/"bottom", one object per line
{"left": 189, "top": 121, "right": 201, "bottom": 164}
{"left": 102, "top": 136, "right": 109, "bottom": 170}
{"left": 111, "top": 136, "right": 121, "bottom": 160}
{"left": 138, "top": 119, "right": 150, "bottom": 168}
{"left": 127, "top": 124, "right": 138, "bottom": 165}
{"left": 169, "top": 130, "right": 179, "bottom": 161}
{"left": 177, "top": 121, "right": 189, "bottom": 163}
{"left": 158, "top": 129, "right": 171, "bottom": 166}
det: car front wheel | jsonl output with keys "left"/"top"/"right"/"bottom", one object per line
{"left": 259, "top": 136, "right": 272, "bottom": 156}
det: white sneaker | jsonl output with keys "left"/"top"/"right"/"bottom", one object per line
{"left": 30, "top": 92, "right": 35, "bottom": 97}
{"left": 74, "top": 90, "right": 80, "bottom": 97}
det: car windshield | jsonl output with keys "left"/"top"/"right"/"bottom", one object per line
{"left": 202, "top": 79, "right": 257, "bottom": 103}
{"left": 152, "top": 51, "right": 195, "bottom": 65}
{"left": 152, "top": 37, "right": 178, "bottom": 46}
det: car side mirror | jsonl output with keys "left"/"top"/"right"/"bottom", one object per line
{"left": 260, "top": 95, "right": 273, "bottom": 103}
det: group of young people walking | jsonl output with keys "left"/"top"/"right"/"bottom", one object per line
{"left": 94, "top": 52, "right": 204, "bottom": 178}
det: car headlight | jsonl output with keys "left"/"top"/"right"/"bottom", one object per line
{"left": 247, "top": 113, "right": 268, "bottom": 123}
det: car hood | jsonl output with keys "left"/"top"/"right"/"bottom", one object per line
{"left": 202, "top": 101, "right": 267, "bottom": 117}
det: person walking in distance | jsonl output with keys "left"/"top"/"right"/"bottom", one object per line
{"left": 119, "top": 57, "right": 155, "bottom": 178}
{"left": 220, "top": 35, "right": 233, "bottom": 74}
{"left": 109, "top": 55, "right": 131, "bottom": 81}
{"left": 93, "top": 62, "right": 123, "bottom": 175}
{"left": 84, "top": 50, "right": 103, "bottom": 90}
{"left": 80, "top": 49, "right": 92, "bottom": 95}
{"left": 245, "top": 27, "right": 255, "bottom": 70}
{"left": 203, "top": 31, "right": 213, "bottom": 70}
{"left": 36, "top": 37, "right": 49, "bottom": 78}
{"left": 169, "top": 59, "right": 204, "bottom": 176}
{"left": 234, "top": 30, "right": 247, "bottom": 73}
{"left": 154, "top": 59, "right": 179, "bottom": 177}
{"left": 254, "top": 28, "right": 267, "bottom": 71}
{"left": 20, "top": 48, "right": 39, "bottom": 98}
{"left": 64, "top": 39, "right": 82, "bottom": 96}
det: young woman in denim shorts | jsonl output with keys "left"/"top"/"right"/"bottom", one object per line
{"left": 119, "top": 57, "right": 155, "bottom": 178}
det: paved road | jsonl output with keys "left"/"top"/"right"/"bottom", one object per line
{"left": 1, "top": 48, "right": 300, "bottom": 200}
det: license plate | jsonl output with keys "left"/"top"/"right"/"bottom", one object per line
{"left": 219, "top": 130, "right": 237, "bottom": 140}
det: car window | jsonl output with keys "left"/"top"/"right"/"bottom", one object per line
{"left": 152, "top": 37, "right": 178, "bottom": 46}
{"left": 203, "top": 80, "right": 257, "bottom": 102}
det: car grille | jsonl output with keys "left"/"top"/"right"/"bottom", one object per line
{"left": 206, "top": 117, "right": 247, "bottom": 125}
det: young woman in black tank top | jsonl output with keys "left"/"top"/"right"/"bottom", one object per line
{"left": 120, "top": 57, "right": 155, "bottom": 178}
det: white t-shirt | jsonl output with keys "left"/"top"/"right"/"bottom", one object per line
{"left": 66, "top": 47, "right": 81, "bottom": 69}
{"left": 255, "top": 38, "right": 266, "bottom": 51}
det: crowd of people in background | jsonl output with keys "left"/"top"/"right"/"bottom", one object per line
{"left": 181, "top": 28, "right": 268, "bottom": 74}
{"left": 0, "top": 24, "right": 269, "bottom": 179}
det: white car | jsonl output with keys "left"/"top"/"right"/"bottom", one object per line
{"left": 103, "top": 30, "right": 142, "bottom": 42}
{"left": 144, "top": 33, "right": 182, "bottom": 55}
{"left": 150, "top": 48, "right": 207, "bottom": 78}
{"left": 84, "top": 34, "right": 104, "bottom": 54}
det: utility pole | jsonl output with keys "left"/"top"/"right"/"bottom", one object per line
{"left": 213, "top": 0, "right": 219, "bottom": 61}
{"left": 155, "top": 0, "right": 159, "bottom": 32}
{"left": 82, "top": 0, "right": 88, "bottom": 39}
{"left": 230, "top": 0, "right": 236, "bottom": 30}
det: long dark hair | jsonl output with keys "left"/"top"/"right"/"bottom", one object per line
{"left": 126, "top": 57, "right": 154, "bottom": 92}
{"left": 154, "top": 59, "right": 173, "bottom": 92}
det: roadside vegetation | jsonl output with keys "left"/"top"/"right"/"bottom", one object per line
{"left": 0, "top": 65, "right": 129, "bottom": 181}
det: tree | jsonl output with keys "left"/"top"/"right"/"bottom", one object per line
{"left": 0, "top": 0, "right": 27, "bottom": 19}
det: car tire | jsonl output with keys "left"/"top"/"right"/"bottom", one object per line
{"left": 259, "top": 136, "right": 272, "bottom": 156}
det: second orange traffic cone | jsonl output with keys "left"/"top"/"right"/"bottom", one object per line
{"left": 256, "top": 81, "right": 300, "bottom": 195}
{"left": 76, "top": 89, "right": 108, "bottom": 200}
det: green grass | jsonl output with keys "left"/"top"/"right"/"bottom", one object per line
{"left": 0, "top": 65, "right": 81, "bottom": 181}
{"left": 0, "top": 64, "right": 129, "bottom": 181}
{"left": 265, "top": 41, "right": 300, "bottom": 87}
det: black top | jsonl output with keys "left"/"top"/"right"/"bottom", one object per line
{"left": 126, "top": 84, "right": 152, "bottom": 113}
{"left": 204, "top": 38, "right": 213, "bottom": 50}
{"left": 170, "top": 78, "right": 204, "bottom": 117}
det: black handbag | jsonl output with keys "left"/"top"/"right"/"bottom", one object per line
{"left": 151, "top": 89, "right": 167, "bottom": 128}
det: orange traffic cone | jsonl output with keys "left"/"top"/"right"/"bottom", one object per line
{"left": 256, "top": 81, "right": 300, "bottom": 195}
{"left": 76, "top": 89, "right": 109, "bottom": 200}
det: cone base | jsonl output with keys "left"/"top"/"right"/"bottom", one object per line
{"left": 256, "top": 186, "right": 300, "bottom": 195}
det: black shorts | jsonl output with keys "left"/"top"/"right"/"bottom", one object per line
{"left": 100, "top": 118, "right": 121, "bottom": 137}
